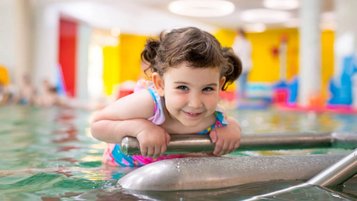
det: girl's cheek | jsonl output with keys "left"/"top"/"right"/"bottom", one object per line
{"left": 167, "top": 94, "right": 185, "bottom": 104}
{"left": 172, "top": 96, "right": 186, "bottom": 104}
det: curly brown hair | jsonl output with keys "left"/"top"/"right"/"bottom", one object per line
{"left": 141, "top": 27, "right": 242, "bottom": 90}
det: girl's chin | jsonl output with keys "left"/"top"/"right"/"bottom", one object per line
{"left": 178, "top": 118, "right": 201, "bottom": 127}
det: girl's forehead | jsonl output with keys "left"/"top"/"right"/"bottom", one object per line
{"left": 166, "top": 63, "right": 220, "bottom": 74}
{"left": 163, "top": 64, "right": 221, "bottom": 83}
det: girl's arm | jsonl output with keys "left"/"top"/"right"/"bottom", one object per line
{"left": 209, "top": 117, "right": 241, "bottom": 156}
{"left": 90, "top": 90, "right": 170, "bottom": 157}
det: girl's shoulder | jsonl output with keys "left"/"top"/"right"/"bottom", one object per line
{"left": 108, "top": 88, "right": 156, "bottom": 120}
{"left": 134, "top": 79, "right": 154, "bottom": 92}
{"left": 121, "top": 80, "right": 165, "bottom": 125}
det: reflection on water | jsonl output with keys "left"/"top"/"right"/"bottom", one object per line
{"left": 229, "top": 108, "right": 357, "bottom": 134}
{"left": 0, "top": 105, "right": 356, "bottom": 200}
{"left": 245, "top": 183, "right": 356, "bottom": 201}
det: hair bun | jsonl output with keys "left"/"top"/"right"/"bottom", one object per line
{"left": 142, "top": 39, "right": 160, "bottom": 63}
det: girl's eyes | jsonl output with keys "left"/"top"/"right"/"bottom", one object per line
{"left": 176, "top": 85, "right": 189, "bottom": 91}
{"left": 203, "top": 87, "right": 215, "bottom": 92}
{"left": 175, "top": 86, "right": 216, "bottom": 92}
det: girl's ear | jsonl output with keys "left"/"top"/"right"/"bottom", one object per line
{"left": 219, "top": 76, "right": 226, "bottom": 90}
{"left": 152, "top": 72, "right": 165, "bottom": 96}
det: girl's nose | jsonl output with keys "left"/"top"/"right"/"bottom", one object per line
{"left": 188, "top": 94, "right": 203, "bottom": 108}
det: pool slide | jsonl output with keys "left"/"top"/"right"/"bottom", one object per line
{"left": 118, "top": 133, "right": 357, "bottom": 191}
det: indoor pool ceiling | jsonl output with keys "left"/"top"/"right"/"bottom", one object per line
{"left": 41, "top": 0, "right": 335, "bottom": 34}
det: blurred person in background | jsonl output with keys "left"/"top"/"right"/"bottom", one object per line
{"left": 36, "top": 79, "right": 63, "bottom": 107}
{"left": 17, "top": 73, "right": 37, "bottom": 105}
{"left": 232, "top": 28, "right": 252, "bottom": 99}
{"left": 0, "top": 80, "right": 10, "bottom": 104}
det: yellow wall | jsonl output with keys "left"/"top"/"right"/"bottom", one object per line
{"left": 101, "top": 34, "right": 148, "bottom": 95}
{"left": 249, "top": 29, "right": 334, "bottom": 95}
{"left": 102, "top": 46, "right": 120, "bottom": 95}
{"left": 214, "top": 29, "right": 236, "bottom": 48}
{"left": 102, "top": 28, "right": 334, "bottom": 96}
{"left": 214, "top": 28, "right": 301, "bottom": 89}
{"left": 321, "top": 30, "right": 334, "bottom": 97}
{"left": 119, "top": 34, "right": 148, "bottom": 82}
{"left": 248, "top": 28, "right": 300, "bottom": 83}
{"left": 214, "top": 29, "right": 238, "bottom": 91}
{"left": 215, "top": 28, "right": 334, "bottom": 96}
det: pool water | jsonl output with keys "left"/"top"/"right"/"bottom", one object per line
{"left": 0, "top": 105, "right": 356, "bottom": 200}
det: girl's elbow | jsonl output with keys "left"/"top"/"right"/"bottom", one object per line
{"left": 90, "top": 111, "right": 107, "bottom": 136}
{"left": 90, "top": 121, "right": 105, "bottom": 140}
{"left": 90, "top": 111, "right": 104, "bottom": 124}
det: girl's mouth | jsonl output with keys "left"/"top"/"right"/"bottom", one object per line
{"left": 183, "top": 111, "right": 202, "bottom": 118}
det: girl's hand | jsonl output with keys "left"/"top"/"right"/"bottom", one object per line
{"left": 136, "top": 124, "right": 170, "bottom": 158}
{"left": 209, "top": 118, "right": 241, "bottom": 156}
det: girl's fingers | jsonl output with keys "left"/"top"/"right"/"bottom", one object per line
{"left": 160, "top": 144, "right": 167, "bottom": 155}
{"left": 153, "top": 145, "right": 162, "bottom": 158}
{"left": 222, "top": 141, "right": 237, "bottom": 155}
{"left": 147, "top": 146, "right": 154, "bottom": 157}
{"left": 210, "top": 129, "right": 218, "bottom": 143}
{"left": 165, "top": 133, "right": 171, "bottom": 144}
{"left": 234, "top": 141, "right": 240, "bottom": 150}
{"left": 140, "top": 145, "right": 147, "bottom": 156}
{"left": 227, "top": 142, "right": 236, "bottom": 154}
{"left": 213, "top": 139, "right": 223, "bottom": 155}
{"left": 229, "top": 142, "right": 235, "bottom": 153}
{"left": 219, "top": 141, "right": 228, "bottom": 155}
{"left": 227, "top": 139, "right": 240, "bottom": 153}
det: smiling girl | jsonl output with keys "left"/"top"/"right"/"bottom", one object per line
{"left": 91, "top": 27, "right": 242, "bottom": 167}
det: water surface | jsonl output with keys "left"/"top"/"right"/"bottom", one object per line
{"left": 0, "top": 105, "right": 355, "bottom": 200}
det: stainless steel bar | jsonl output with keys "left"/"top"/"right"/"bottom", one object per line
{"left": 244, "top": 149, "right": 357, "bottom": 200}
{"left": 120, "top": 134, "right": 214, "bottom": 155}
{"left": 239, "top": 132, "right": 332, "bottom": 150}
{"left": 306, "top": 148, "right": 357, "bottom": 187}
{"left": 120, "top": 132, "right": 333, "bottom": 155}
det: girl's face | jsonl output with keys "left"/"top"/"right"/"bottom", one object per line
{"left": 153, "top": 63, "right": 225, "bottom": 127}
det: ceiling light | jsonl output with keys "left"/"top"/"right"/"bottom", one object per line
{"left": 321, "top": 11, "right": 335, "bottom": 22}
{"left": 263, "top": 0, "right": 299, "bottom": 10}
{"left": 321, "top": 12, "right": 335, "bottom": 30}
{"left": 284, "top": 18, "right": 299, "bottom": 28}
{"left": 244, "top": 23, "right": 266, "bottom": 33}
{"left": 110, "top": 28, "right": 121, "bottom": 37}
{"left": 320, "top": 22, "right": 336, "bottom": 31}
{"left": 240, "top": 9, "right": 291, "bottom": 23}
{"left": 168, "top": 0, "right": 235, "bottom": 17}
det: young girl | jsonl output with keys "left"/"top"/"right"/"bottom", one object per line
{"left": 91, "top": 27, "right": 242, "bottom": 167}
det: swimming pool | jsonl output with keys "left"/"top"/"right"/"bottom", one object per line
{"left": 0, "top": 105, "right": 355, "bottom": 200}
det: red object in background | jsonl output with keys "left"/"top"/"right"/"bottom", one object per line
{"left": 273, "top": 88, "right": 288, "bottom": 104}
{"left": 116, "top": 89, "right": 134, "bottom": 99}
{"left": 220, "top": 91, "right": 236, "bottom": 102}
{"left": 280, "top": 34, "right": 288, "bottom": 43}
{"left": 271, "top": 46, "right": 279, "bottom": 58}
{"left": 58, "top": 18, "right": 77, "bottom": 97}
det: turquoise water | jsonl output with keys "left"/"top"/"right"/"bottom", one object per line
{"left": 0, "top": 105, "right": 356, "bottom": 200}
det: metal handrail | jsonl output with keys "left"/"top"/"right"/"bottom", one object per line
{"left": 307, "top": 148, "right": 357, "bottom": 187}
{"left": 246, "top": 149, "right": 357, "bottom": 200}
{"left": 120, "top": 132, "right": 356, "bottom": 155}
